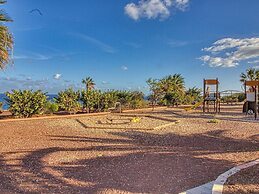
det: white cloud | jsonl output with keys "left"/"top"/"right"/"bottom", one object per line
{"left": 101, "top": 81, "right": 109, "bottom": 84}
{"left": 53, "top": 73, "right": 62, "bottom": 80}
{"left": 200, "top": 37, "right": 259, "bottom": 68}
{"left": 121, "top": 65, "right": 128, "bottom": 71}
{"left": 124, "top": 0, "right": 190, "bottom": 20}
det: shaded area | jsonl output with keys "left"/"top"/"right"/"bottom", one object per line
{"left": 0, "top": 128, "right": 258, "bottom": 193}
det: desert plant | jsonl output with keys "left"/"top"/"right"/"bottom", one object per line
{"left": 55, "top": 88, "right": 80, "bottom": 113}
{"left": 5, "top": 90, "right": 47, "bottom": 118}
{"left": 45, "top": 101, "right": 59, "bottom": 114}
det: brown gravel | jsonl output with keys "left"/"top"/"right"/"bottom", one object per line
{"left": 223, "top": 164, "right": 259, "bottom": 194}
{"left": 0, "top": 105, "right": 258, "bottom": 193}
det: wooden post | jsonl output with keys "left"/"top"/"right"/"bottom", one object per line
{"left": 203, "top": 79, "right": 206, "bottom": 113}
{"left": 255, "top": 85, "right": 257, "bottom": 120}
{"left": 245, "top": 82, "right": 248, "bottom": 115}
{"left": 216, "top": 78, "right": 219, "bottom": 113}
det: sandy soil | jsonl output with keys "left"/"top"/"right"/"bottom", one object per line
{"left": 0, "top": 105, "right": 258, "bottom": 193}
{"left": 223, "top": 165, "right": 259, "bottom": 194}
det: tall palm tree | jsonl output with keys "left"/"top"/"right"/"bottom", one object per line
{"left": 82, "top": 77, "right": 95, "bottom": 91}
{"left": 0, "top": 0, "right": 13, "bottom": 69}
{"left": 240, "top": 68, "right": 259, "bottom": 83}
{"left": 160, "top": 74, "right": 185, "bottom": 93}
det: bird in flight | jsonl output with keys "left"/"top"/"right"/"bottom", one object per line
{"left": 29, "top": 9, "right": 43, "bottom": 16}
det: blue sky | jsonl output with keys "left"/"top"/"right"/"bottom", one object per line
{"left": 1, "top": 0, "right": 259, "bottom": 94}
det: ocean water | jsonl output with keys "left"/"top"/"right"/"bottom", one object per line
{"left": 0, "top": 93, "right": 57, "bottom": 110}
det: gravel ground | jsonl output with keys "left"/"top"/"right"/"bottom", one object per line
{"left": 223, "top": 164, "right": 259, "bottom": 194}
{"left": 0, "top": 105, "right": 258, "bottom": 193}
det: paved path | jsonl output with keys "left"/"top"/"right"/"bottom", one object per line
{"left": 179, "top": 182, "right": 214, "bottom": 194}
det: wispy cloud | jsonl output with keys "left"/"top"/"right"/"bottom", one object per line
{"left": 124, "top": 42, "right": 142, "bottom": 48}
{"left": 199, "top": 37, "right": 259, "bottom": 68}
{"left": 125, "top": 0, "right": 190, "bottom": 21}
{"left": 72, "top": 33, "right": 116, "bottom": 53}
{"left": 14, "top": 53, "right": 51, "bottom": 61}
{"left": 168, "top": 40, "right": 189, "bottom": 47}
{"left": 121, "top": 65, "right": 128, "bottom": 71}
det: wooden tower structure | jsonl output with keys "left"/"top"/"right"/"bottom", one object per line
{"left": 203, "top": 78, "right": 220, "bottom": 113}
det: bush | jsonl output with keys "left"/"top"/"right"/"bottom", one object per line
{"left": 45, "top": 101, "right": 59, "bottom": 114}
{"left": 55, "top": 88, "right": 81, "bottom": 113}
{"left": 127, "top": 91, "right": 145, "bottom": 109}
{"left": 100, "top": 91, "right": 119, "bottom": 111}
{"left": 5, "top": 90, "right": 47, "bottom": 118}
{"left": 81, "top": 90, "right": 101, "bottom": 113}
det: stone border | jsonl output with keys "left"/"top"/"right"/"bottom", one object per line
{"left": 212, "top": 159, "right": 259, "bottom": 194}
{"left": 0, "top": 107, "right": 166, "bottom": 123}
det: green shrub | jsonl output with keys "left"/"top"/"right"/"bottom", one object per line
{"left": 45, "top": 101, "right": 59, "bottom": 114}
{"left": 127, "top": 91, "right": 145, "bottom": 109}
{"left": 81, "top": 90, "right": 101, "bottom": 113}
{"left": 55, "top": 88, "right": 81, "bottom": 113}
{"left": 5, "top": 90, "right": 47, "bottom": 118}
{"left": 100, "top": 91, "right": 119, "bottom": 111}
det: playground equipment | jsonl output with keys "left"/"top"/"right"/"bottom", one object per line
{"left": 203, "top": 79, "right": 220, "bottom": 113}
{"left": 184, "top": 101, "right": 203, "bottom": 111}
{"left": 108, "top": 102, "right": 122, "bottom": 113}
{"left": 243, "top": 80, "right": 259, "bottom": 119}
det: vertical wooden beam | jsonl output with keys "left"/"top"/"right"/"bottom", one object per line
{"left": 216, "top": 78, "right": 219, "bottom": 113}
{"left": 203, "top": 79, "right": 205, "bottom": 113}
{"left": 245, "top": 82, "right": 248, "bottom": 115}
{"left": 255, "top": 85, "right": 257, "bottom": 120}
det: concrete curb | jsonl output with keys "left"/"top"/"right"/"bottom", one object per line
{"left": 212, "top": 159, "right": 259, "bottom": 194}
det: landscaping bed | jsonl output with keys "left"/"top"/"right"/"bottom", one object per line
{"left": 223, "top": 164, "right": 259, "bottom": 194}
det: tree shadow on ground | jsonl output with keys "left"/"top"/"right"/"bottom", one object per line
{"left": 148, "top": 109, "right": 259, "bottom": 123}
{"left": 0, "top": 130, "right": 258, "bottom": 193}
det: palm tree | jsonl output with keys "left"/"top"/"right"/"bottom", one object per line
{"left": 240, "top": 68, "right": 259, "bottom": 83}
{"left": 186, "top": 87, "right": 202, "bottom": 102}
{"left": 0, "top": 0, "right": 13, "bottom": 69}
{"left": 82, "top": 77, "right": 95, "bottom": 91}
{"left": 160, "top": 74, "right": 185, "bottom": 93}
